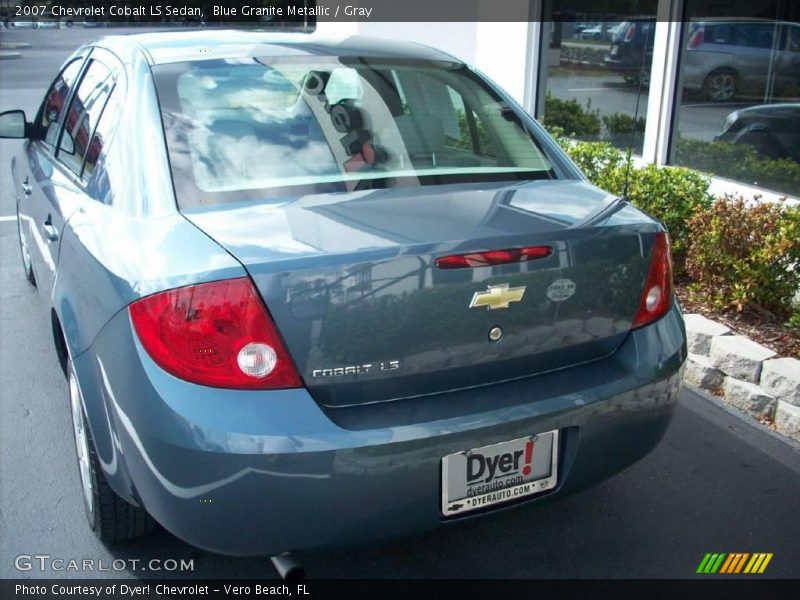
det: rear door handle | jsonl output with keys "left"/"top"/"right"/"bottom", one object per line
{"left": 43, "top": 215, "right": 58, "bottom": 242}
{"left": 21, "top": 177, "right": 32, "bottom": 196}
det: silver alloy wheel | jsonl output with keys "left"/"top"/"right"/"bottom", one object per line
{"left": 708, "top": 72, "right": 735, "bottom": 101}
{"left": 17, "top": 216, "right": 32, "bottom": 276}
{"left": 69, "top": 372, "right": 94, "bottom": 516}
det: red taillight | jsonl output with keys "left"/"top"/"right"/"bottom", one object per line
{"left": 688, "top": 28, "right": 704, "bottom": 49}
{"left": 625, "top": 24, "right": 637, "bottom": 42}
{"left": 632, "top": 233, "right": 674, "bottom": 329}
{"left": 129, "top": 278, "right": 302, "bottom": 389}
{"left": 434, "top": 246, "right": 552, "bottom": 269}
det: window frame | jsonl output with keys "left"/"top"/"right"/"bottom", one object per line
{"left": 55, "top": 56, "right": 116, "bottom": 179}
{"left": 45, "top": 46, "right": 126, "bottom": 198}
{"left": 33, "top": 55, "right": 89, "bottom": 152}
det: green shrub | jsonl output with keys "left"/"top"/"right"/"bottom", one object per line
{"left": 554, "top": 140, "right": 712, "bottom": 269}
{"left": 560, "top": 140, "right": 626, "bottom": 187}
{"left": 602, "top": 113, "right": 646, "bottom": 151}
{"left": 559, "top": 44, "right": 608, "bottom": 67}
{"left": 542, "top": 92, "right": 601, "bottom": 139}
{"left": 675, "top": 137, "right": 800, "bottom": 198}
{"left": 622, "top": 165, "right": 713, "bottom": 266}
{"left": 601, "top": 113, "right": 646, "bottom": 135}
{"left": 686, "top": 198, "right": 800, "bottom": 315}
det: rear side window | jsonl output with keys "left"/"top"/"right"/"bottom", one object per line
{"left": 39, "top": 59, "right": 84, "bottom": 148}
{"left": 703, "top": 23, "right": 778, "bottom": 49}
{"left": 703, "top": 24, "right": 740, "bottom": 45}
{"left": 155, "top": 57, "right": 556, "bottom": 207}
{"left": 58, "top": 59, "right": 115, "bottom": 177}
{"left": 84, "top": 84, "right": 123, "bottom": 204}
{"left": 747, "top": 24, "right": 778, "bottom": 49}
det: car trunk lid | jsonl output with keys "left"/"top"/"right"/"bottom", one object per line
{"left": 182, "top": 180, "right": 661, "bottom": 407}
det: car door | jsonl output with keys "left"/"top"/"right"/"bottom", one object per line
{"left": 25, "top": 49, "right": 118, "bottom": 299}
{"left": 19, "top": 55, "right": 86, "bottom": 298}
{"left": 775, "top": 23, "right": 800, "bottom": 99}
{"left": 736, "top": 23, "right": 779, "bottom": 94}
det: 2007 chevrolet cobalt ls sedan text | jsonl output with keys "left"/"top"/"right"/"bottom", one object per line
{"left": 0, "top": 30, "right": 686, "bottom": 556}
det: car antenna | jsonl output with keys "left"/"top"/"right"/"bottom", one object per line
{"left": 621, "top": 20, "right": 653, "bottom": 201}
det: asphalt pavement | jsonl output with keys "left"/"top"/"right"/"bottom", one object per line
{"left": 1, "top": 27, "right": 799, "bottom": 580}
{"left": 547, "top": 71, "right": 743, "bottom": 143}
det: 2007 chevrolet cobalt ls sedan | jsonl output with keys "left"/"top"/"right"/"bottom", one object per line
{"left": 1, "top": 31, "right": 686, "bottom": 556}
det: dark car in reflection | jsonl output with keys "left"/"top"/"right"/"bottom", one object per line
{"left": 715, "top": 103, "right": 800, "bottom": 161}
{"left": 604, "top": 18, "right": 655, "bottom": 85}
{"left": 683, "top": 19, "right": 800, "bottom": 102}
{"left": 0, "top": 31, "right": 686, "bottom": 558}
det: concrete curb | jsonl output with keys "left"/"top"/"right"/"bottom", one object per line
{"left": 0, "top": 42, "right": 31, "bottom": 49}
{"left": 0, "top": 51, "right": 21, "bottom": 60}
{"left": 684, "top": 312, "right": 800, "bottom": 443}
{"left": 684, "top": 381, "right": 800, "bottom": 452}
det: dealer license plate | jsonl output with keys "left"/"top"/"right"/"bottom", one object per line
{"left": 610, "top": 44, "right": 620, "bottom": 56}
{"left": 441, "top": 430, "right": 559, "bottom": 516}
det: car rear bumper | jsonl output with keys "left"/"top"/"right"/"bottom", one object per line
{"left": 74, "top": 302, "right": 686, "bottom": 556}
{"left": 604, "top": 56, "right": 639, "bottom": 72}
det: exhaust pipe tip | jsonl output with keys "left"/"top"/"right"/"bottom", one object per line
{"left": 270, "top": 552, "right": 305, "bottom": 581}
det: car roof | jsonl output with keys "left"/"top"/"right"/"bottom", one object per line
{"left": 93, "top": 29, "right": 457, "bottom": 66}
{"left": 737, "top": 103, "right": 800, "bottom": 116}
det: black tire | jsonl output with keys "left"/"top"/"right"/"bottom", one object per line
{"left": 17, "top": 209, "right": 36, "bottom": 286}
{"left": 703, "top": 69, "right": 737, "bottom": 102}
{"left": 68, "top": 363, "right": 156, "bottom": 542}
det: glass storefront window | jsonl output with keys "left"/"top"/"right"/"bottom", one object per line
{"left": 541, "top": 0, "right": 658, "bottom": 155}
{"left": 671, "top": 0, "right": 800, "bottom": 197}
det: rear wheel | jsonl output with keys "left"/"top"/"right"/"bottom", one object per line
{"left": 16, "top": 211, "right": 35, "bottom": 286}
{"left": 703, "top": 70, "right": 737, "bottom": 102}
{"left": 623, "top": 72, "right": 650, "bottom": 87}
{"left": 68, "top": 363, "right": 155, "bottom": 542}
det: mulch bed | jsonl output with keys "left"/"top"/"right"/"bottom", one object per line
{"left": 676, "top": 285, "right": 800, "bottom": 359}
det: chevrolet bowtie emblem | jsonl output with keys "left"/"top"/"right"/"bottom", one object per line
{"left": 469, "top": 284, "right": 526, "bottom": 310}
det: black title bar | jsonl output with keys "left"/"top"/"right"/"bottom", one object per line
{"left": 4, "top": 0, "right": 795, "bottom": 24}
{"left": 3, "top": 579, "right": 800, "bottom": 600}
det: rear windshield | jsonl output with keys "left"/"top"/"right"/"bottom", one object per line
{"left": 154, "top": 56, "right": 556, "bottom": 207}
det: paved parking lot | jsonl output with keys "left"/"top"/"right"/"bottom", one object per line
{"left": 547, "top": 70, "right": 746, "bottom": 143}
{"left": 1, "top": 27, "right": 799, "bottom": 580}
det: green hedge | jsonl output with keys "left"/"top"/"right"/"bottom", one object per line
{"left": 552, "top": 138, "right": 713, "bottom": 270}
{"left": 559, "top": 44, "right": 608, "bottom": 67}
{"left": 542, "top": 93, "right": 601, "bottom": 139}
{"left": 542, "top": 93, "right": 800, "bottom": 198}
{"left": 686, "top": 197, "right": 800, "bottom": 317}
{"left": 675, "top": 138, "right": 800, "bottom": 198}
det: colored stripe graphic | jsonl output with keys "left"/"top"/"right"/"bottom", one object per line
{"left": 698, "top": 552, "right": 773, "bottom": 574}
{"left": 757, "top": 553, "right": 773, "bottom": 574}
{"left": 697, "top": 553, "right": 726, "bottom": 573}
{"left": 720, "top": 553, "right": 749, "bottom": 574}
{"left": 719, "top": 554, "right": 735, "bottom": 573}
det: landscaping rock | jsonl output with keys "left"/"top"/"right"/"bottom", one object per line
{"left": 684, "top": 353, "right": 724, "bottom": 389}
{"left": 709, "top": 335, "right": 776, "bottom": 383}
{"left": 775, "top": 401, "right": 800, "bottom": 442}
{"left": 760, "top": 358, "right": 800, "bottom": 407}
{"left": 722, "top": 378, "right": 776, "bottom": 418}
{"left": 683, "top": 313, "right": 731, "bottom": 355}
